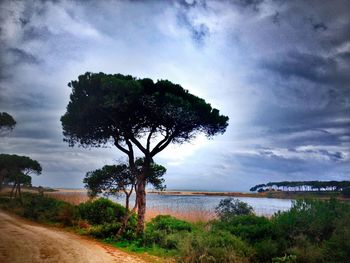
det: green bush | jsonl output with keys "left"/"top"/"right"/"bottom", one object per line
{"left": 215, "top": 198, "right": 254, "bottom": 221}
{"left": 342, "top": 187, "right": 350, "bottom": 197}
{"left": 78, "top": 198, "right": 126, "bottom": 225}
{"left": 212, "top": 214, "right": 274, "bottom": 243}
{"left": 177, "top": 230, "right": 253, "bottom": 263}
{"left": 0, "top": 192, "right": 78, "bottom": 225}
{"left": 144, "top": 215, "right": 193, "bottom": 248}
{"left": 253, "top": 239, "right": 280, "bottom": 262}
{"left": 323, "top": 216, "right": 350, "bottom": 262}
{"left": 272, "top": 198, "right": 347, "bottom": 244}
{"left": 89, "top": 222, "right": 122, "bottom": 239}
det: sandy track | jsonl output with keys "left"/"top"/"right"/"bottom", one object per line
{"left": 0, "top": 210, "right": 147, "bottom": 263}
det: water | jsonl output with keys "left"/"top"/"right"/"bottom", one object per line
{"left": 111, "top": 193, "right": 293, "bottom": 216}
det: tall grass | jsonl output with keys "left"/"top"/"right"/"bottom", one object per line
{"left": 46, "top": 192, "right": 90, "bottom": 205}
{"left": 145, "top": 205, "right": 216, "bottom": 222}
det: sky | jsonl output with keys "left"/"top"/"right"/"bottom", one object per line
{"left": 0, "top": 0, "right": 349, "bottom": 191}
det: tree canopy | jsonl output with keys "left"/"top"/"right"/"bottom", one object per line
{"left": 84, "top": 158, "right": 166, "bottom": 199}
{"left": 61, "top": 72, "right": 229, "bottom": 153}
{"left": 0, "top": 112, "right": 16, "bottom": 135}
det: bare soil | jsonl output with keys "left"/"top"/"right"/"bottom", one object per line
{"left": 0, "top": 210, "right": 149, "bottom": 263}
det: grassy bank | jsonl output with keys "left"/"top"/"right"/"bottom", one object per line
{"left": 1, "top": 191, "right": 350, "bottom": 262}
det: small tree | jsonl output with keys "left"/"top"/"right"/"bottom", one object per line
{"left": 61, "top": 72, "right": 229, "bottom": 233}
{"left": 84, "top": 158, "right": 166, "bottom": 235}
{"left": 0, "top": 154, "right": 42, "bottom": 201}
{"left": 215, "top": 198, "right": 254, "bottom": 221}
{"left": 0, "top": 112, "right": 16, "bottom": 135}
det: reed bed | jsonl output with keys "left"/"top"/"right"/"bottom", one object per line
{"left": 145, "top": 205, "right": 216, "bottom": 222}
{"left": 46, "top": 191, "right": 90, "bottom": 205}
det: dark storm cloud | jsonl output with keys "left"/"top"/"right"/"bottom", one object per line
{"left": 262, "top": 51, "right": 350, "bottom": 86}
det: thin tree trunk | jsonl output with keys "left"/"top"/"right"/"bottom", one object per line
{"left": 117, "top": 191, "right": 138, "bottom": 237}
{"left": 10, "top": 183, "right": 16, "bottom": 198}
{"left": 14, "top": 183, "right": 18, "bottom": 198}
{"left": 136, "top": 179, "right": 146, "bottom": 235}
{"left": 18, "top": 183, "right": 22, "bottom": 204}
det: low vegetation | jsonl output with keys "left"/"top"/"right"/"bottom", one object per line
{"left": 0, "top": 192, "right": 349, "bottom": 262}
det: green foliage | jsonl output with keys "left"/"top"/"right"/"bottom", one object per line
{"left": 61, "top": 72, "right": 229, "bottom": 148}
{"left": 89, "top": 222, "right": 122, "bottom": 239}
{"left": 144, "top": 215, "right": 193, "bottom": 248}
{"left": 0, "top": 154, "right": 42, "bottom": 193}
{"left": 273, "top": 198, "right": 347, "bottom": 244}
{"left": 78, "top": 198, "right": 126, "bottom": 225}
{"left": 342, "top": 187, "right": 350, "bottom": 197}
{"left": 212, "top": 214, "right": 279, "bottom": 262}
{"left": 215, "top": 198, "right": 254, "bottom": 220}
{"left": 254, "top": 239, "right": 280, "bottom": 262}
{"left": 177, "top": 230, "right": 253, "bottom": 263}
{"left": 0, "top": 192, "right": 77, "bottom": 225}
{"left": 84, "top": 164, "right": 132, "bottom": 197}
{"left": 323, "top": 216, "right": 350, "bottom": 262}
{"left": 84, "top": 159, "right": 167, "bottom": 198}
{"left": 212, "top": 215, "right": 274, "bottom": 242}
{"left": 0, "top": 112, "right": 16, "bottom": 132}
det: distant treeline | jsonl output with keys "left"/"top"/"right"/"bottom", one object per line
{"left": 250, "top": 181, "right": 350, "bottom": 192}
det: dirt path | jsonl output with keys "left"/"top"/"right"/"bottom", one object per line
{"left": 0, "top": 210, "right": 149, "bottom": 263}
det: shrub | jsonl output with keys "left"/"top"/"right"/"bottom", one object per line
{"left": 89, "top": 222, "right": 122, "bottom": 239}
{"left": 0, "top": 192, "right": 78, "bottom": 225}
{"left": 342, "top": 187, "right": 350, "bottom": 198}
{"left": 272, "top": 198, "right": 347, "bottom": 244}
{"left": 254, "top": 239, "right": 279, "bottom": 262}
{"left": 215, "top": 198, "right": 253, "bottom": 221}
{"left": 57, "top": 203, "right": 78, "bottom": 226}
{"left": 212, "top": 214, "right": 274, "bottom": 242}
{"left": 78, "top": 198, "right": 126, "bottom": 225}
{"left": 177, "top": 230, "right": 253, "bottom": 263}
{"left": 144, "top": 215, "right": 193, "bottom": 248}
{"left": 323, "top": 216, "right": 350, "bottom": 262}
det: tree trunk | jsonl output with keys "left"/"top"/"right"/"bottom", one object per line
{"left": 14, "top": 183, "right": 18, "bottom": 198}
{"left": 18, "top": 183, "right": 22, "bottom": 204}
{"left": 116, "top": 191, "right": 137, "bottom": 237}
{"left": 10, "top": 183, "right": 16, "bottom": 198}
{"left": 136, "top": 179, "right": 146, "bottom": 235}
{"left": 0, "top": 175, "right": 3, "bottom": 191}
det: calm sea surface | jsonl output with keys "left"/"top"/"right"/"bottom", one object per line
{"left": 111, "top": 193, "right": 293, "bottom": 216}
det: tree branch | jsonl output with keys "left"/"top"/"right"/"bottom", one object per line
{"left": 150, "top": 129, "right": 176, "bottom": 156}
{"left": 129, "top": 136, "right": 147, "bottom": 155}
{"left": 151, "top": 134, "right": 175, "bottom": 156}
{"left": 114, "top": 140, "right": 130, "bottom": 155}
{"left": 146, "top": 127, "right": 156, "bottom": 152}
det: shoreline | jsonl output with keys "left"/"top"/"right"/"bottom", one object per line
{"left": 148, "top": 190, "right": 350, "bottom": 201}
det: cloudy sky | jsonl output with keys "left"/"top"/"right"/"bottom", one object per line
{"left": 0, "top": 0, "right": 349, "bottom": 191}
